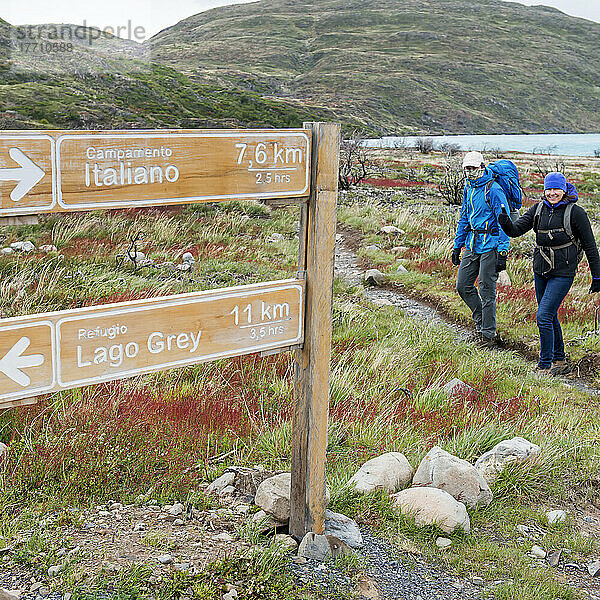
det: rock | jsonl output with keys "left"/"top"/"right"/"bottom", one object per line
{"left": 0, "top": 443, "right": 7, "bottom": 459}
{"left": 267, "top": 233, "right": 284, "bottom": 243}
{"left": 157, "top": 554, "right": 173, "bottom": 565}
{"left": 326, "top": 535, "right": 352, "bottom": 558}
{"left": 173, "top": 562, "right": 190, "bottom": 573}
{"left": 251, "top": 510, "right": 287, "bottom": 533}
{"left": 516, "top": 524, "right": 529, "bottom": 534}
{"left": 273, "top": 534, "right": 298, "bottom": 553}
{"left": 392, "top": 246, "right": 410, "bottom": 254}
{"left": 364, "top": 269, "right": 386, "bottom": 286}
{"left": 63, "top": 594, "right": 72, "bottom": 600}
{"left": 588, "top": 560, "right": 600, "bottom": 577}
{"left": 254, "top": 474, "right": 292, "bottom": 521}
{"left": 207, "top": 472, "right": 236, "bottom": 495}
{"left": 29, "top": 584, "right": 42, "bottom": 593}
{"left": 547, "top": 510, "right": 567, "bottom": 525}
{"left": 298, "top": 532, "right": 332, "bottom": 561}
{"left": 348, "top": 452, "right": 413, "bottom": 495}
{"left": 391, "top": 488, "right": 470, "bottom": 534}
{"left": 531, "top": 545, "right": 546, "bottom": 559}
{"left": 497, "top": 270, "right": 512, "bottom": 287}
{"left": 126, "top": 251, "right": 145, "bottom": 263}
{"left": 546, "top": 549, "right": 562, "bottom": 567}
{"left": 47, "top": 565, "right": 61, "bottom": 577}
{"left": 254, "top": 472, "right": 331, "bottom": 521}
{"left": 442, "top": 378, "right": 475, "bottom": 397}
{"left": 472, "top": 577, "right": 484, "bottom": 587}
{"left": 133, "top": 522, "right": 145, "bottom": 532}
{"left": 37, "top": 587, "right": 50, "bottom": 598}
{"left": 396, "top": 263, "right": 408, "bottom": 273}
{"left": 475, "top": 437, "right": 541, "bottom": 484}
{"left": 355, "top": 576, "right": 381, "bottom": 599}
{"left": 168, "top": 502, "right": 184, "bottom": 516}
{"left": 365, "top": 245, "right": 381, "bottom": 252}
{"left": 435, "top": 537, "right": 452, "bottom": 549}
{"left": 220, "top": 485, "right": 235, "bottom": 496}
{"left": 223, "top": 591, "right": 238, "bottom": 600}
{"left": 235, "top": 504, "right": 250, "bottom": 515}
{"left": 293, "top": 556, "right": 307, "bottom": 565}
{"left": 0, "top": 589, "right": 22, "bottom": 600}
{"left": 380, "top": 226, "right": 404, "bottom": 235}
{"left": 182, "top": 252, "right": 195, "bottom": 263}
{"left": 213, "top": 532, "right": 235, "bottom": 542}
{"left": 412, "top": 446, "right": 493, "bottom": 508}
{"left": 372, "top": 298, "right": 393, "bottom": 306}
{"left": 0, "top": 248, "right": 13, "bottom": 255}
{"left": 173, "top": 519, "right": 184, "bottom": 526}
{"left": 177, "top": 262, "right": 192, "bottom": 272}
{"left": 10, "top": 241, "right": 35, "bottom": 252}
{"left": 39, "top": 245, "right": 58, "bottom": 253}
{"left": 324, "top": 510, "right": 363, "bottom": 548}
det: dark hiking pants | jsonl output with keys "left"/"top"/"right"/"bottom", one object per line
{"left": 456, "top": 248, "right": 499, "bottom": 339}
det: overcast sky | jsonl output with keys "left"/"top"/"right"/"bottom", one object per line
{"left": 5, "top": 0, "right": 600, "bottom": 39}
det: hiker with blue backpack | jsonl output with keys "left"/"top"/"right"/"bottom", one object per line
{"left": 499, "top": 172, "right": 600, "bottom": 375}
{"left": 452, "top": 151, "right": 519, "bottom": 347}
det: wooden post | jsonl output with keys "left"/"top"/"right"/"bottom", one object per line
{"left": 290, "top": 122, "right": 340, "bottom": 539}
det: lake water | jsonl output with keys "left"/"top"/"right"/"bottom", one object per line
{"left": 364, "top": 134, "right": 600, "bottom": 157}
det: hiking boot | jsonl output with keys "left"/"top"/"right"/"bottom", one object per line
{"left": 535, "top": 364, "right": 552, "bottom": 377}
{"left": 550, "top": 360, "right": 571, "bottom": 376}
{"left": 477, "top": 333, "right": 501, "bottom": 349}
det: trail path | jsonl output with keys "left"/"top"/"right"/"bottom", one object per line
{"left": 334, "top": 232, "right": 600, "bottom": 396}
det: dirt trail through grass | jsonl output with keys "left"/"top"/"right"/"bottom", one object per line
{"left": 334, "top": 230, "right": 600, "bottom": 398}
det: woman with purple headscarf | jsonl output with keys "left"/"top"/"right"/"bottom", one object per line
{"left": 499, "top": 172, "right": 600, "bottom": 375}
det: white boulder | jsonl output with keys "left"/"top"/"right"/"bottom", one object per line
{"left": 348, "top": 452, "right": 413, "bottom": 494}
{"left": 254, "top": 473, "right": 330, "bottom": 522}
{"left": 391, "top": 487, "right": 470, "bottom": 534}
{"left": 475, "top": 437, "right": 541, "bottom": 484}
{"left": 364, "top": 269, "right": 386, "bottom": 286}
{"left": 412, "top": 446, "right": 492, "bottom": 508}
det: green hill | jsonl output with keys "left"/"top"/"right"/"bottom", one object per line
{"left": 147, "top": 0, "right": 600, "bottom": 134}
{"left": 0, "top": 18, "right": 336, "bottom": 130}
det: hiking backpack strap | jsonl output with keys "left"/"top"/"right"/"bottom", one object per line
{"left": 534, "top": 202, "right": 581, "bottom": 272}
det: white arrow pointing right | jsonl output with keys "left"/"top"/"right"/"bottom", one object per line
{"left": 0, "top": 336, "right": 45, "bottom": 387}
{"left": 0, "top": 148, "right": 46, "bottom": 202}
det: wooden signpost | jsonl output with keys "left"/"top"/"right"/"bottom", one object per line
{"left": 0, "top": 123, "right": 340, "bottom": 541}
{"left": 0, "top": 129, "right": 310, "bottom": 216}
{"left": 0, "top": 280, "right": 304, "bottom": 406}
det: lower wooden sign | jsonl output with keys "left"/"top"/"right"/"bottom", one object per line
{"left": 0, "top": 279, "right": 304, "bottom": 405}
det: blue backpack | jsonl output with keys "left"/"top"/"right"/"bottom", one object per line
{"left": 485, "top": 159, "right": 523, "bottom": 211}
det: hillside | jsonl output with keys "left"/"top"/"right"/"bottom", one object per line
{"left": 147, "top": 0, "right": 600, "bottom": 134}
{"left": 0, "top": 18, "right": 336, "bottom": 130}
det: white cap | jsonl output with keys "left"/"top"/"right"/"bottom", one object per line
{"left": 462, "top": 151, "right": 485, "bottom": 169}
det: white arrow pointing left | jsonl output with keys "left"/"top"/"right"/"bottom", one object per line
{"left": 0, "top": 148, "right": 46, "bottom": 202}
{"left": 0, "top": 336, "right": 45, "bottom": 387}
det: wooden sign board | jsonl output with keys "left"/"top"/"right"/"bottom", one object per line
{"left": 0, "top": 129, "right": 310, "bottom": 216}
{"left": 0, "top": 279, "right": 304, "bottom": 406}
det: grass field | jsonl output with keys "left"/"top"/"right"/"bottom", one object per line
{"left": 0, "top": 149, "right": 598, "bottom": 599}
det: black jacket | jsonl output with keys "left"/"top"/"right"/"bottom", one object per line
{"left": 499, "top": 201, "right": 600, "bottom": 278}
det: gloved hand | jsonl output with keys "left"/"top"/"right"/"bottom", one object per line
{"left": 498, "top": 206, "right": 510, "bottom": 228}
{"left": 451, "top": 247, "right": 461, "bottom": 266}
{"left": 589, "top": 279, "right": 600, "bottom": 293}
{"left": 496, "top": 251, "right": 507, "bottom": 273}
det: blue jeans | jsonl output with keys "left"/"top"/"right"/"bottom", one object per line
{"left": 534, "top": 274, "right": 574, "bottom": 368}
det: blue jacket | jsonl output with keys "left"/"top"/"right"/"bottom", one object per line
{"left": 454, "top": 170, "right": 510, "bottom": 254}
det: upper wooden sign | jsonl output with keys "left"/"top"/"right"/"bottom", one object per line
{"left": 0, "top": 279, "right": 304, "bottom": 406}
{"left": 0, "top": 129, "right": 311, "bottom": 216}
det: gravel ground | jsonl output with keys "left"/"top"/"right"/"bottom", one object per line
{"left": 289, "top": 527, "right": 484, "bottom": 600}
